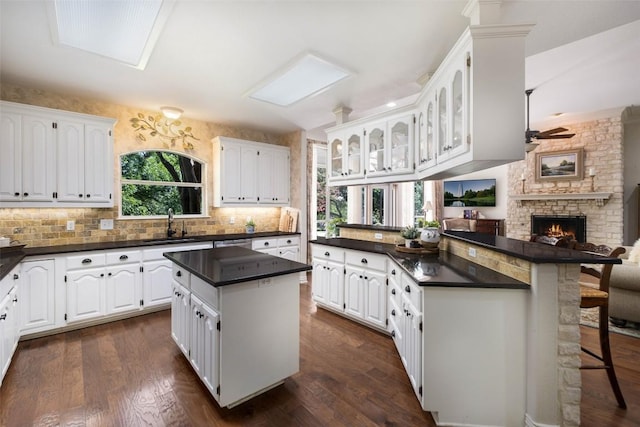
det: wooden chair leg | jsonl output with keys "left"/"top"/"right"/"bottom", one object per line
{"left": 599, "top": 305, "right": 627, "bottom": 409}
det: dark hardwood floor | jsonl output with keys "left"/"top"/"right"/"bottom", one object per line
{"left": 1, "top": 278, "right": 638, "bottom": 426}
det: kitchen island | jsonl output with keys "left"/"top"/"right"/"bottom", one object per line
{"left": 164, "top": 246, "right": 311, "bottom": 408}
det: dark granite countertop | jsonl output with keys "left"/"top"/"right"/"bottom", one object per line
{"left": 0, "top": 231, "right": 299, "bottom": 281}
{"left": 442, "top": 231, "right": 623, "bottom": 264}
{"left": 164, "top": 246, "right": 312, "bottom": 287}
{"left": 310, "top": 237, "right": 529, "bottom": 289}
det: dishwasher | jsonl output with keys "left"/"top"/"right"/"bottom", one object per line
{"left": 213, "top": 239, "right": 252, "bottom": 249}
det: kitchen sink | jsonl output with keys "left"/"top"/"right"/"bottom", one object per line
{"left": 142, "top": 238, "right": 197, "bottom": 245}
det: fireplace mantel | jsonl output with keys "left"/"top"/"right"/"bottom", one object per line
{"left": 510, "top": 192, "right": 612, "bottom": 207}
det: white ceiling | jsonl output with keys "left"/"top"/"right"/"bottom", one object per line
{"left": 1, "top": 1, "right": 639, "bottom": 139}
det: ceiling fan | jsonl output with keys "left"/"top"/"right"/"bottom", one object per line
{"left": 525, "top": 88, "right": 575, "bottom": 152}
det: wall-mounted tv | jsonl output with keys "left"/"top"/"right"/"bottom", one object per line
{"left": 443, "top": 179, "right": 496, "bottom": 207}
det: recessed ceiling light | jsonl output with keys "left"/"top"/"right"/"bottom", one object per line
{"left": 386, "top": 102, "right": 397, "bottom": 108}
{"left": 248, "top": 53, "right": 352, "bottom": 107}
{"left": 47, "top": 0, "right": 175, "bottom": 69}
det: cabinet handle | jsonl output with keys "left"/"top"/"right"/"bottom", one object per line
{"left": 119, "top": 255, "right": 128, "bottom": 261}
{"left": 364, "top": 276, "right": 368, "bottom": 280}
{"left": 99, "top": 273, "right": 104, "bottom": 277}
{"left": 0, "top": 314, "right": 6, "bottom": 321}
{"left": 176, "top": 271, "right": 182, "bottom": 277}
{"left": 196, "top": 310, "right": 200, "bottom": 316}
{"left": 391, "top": 269, "right": 396, "bottom": 275}
{"left": 79, "top": 194, "right": 83, "bottom": 198}
{"left": 264, "top": 242, "right": 269, "bottom": 246}
{"left": 13, "top": 274, "right": 19, "bottom": 280}
{"left": 14, "top": 192, "right": 19, "bottom": 197}
{"left": 199, "top": 313, "right": 204, "bottom": 318}
{"left": 12, "top": 297, "right": 18, "bottom": 303}
{"left": 324, "top": 251, "right": 330, "bottom": 256}
{"left": 391, "top": 309, "right": 396, "bottom": 316}
{"left": 108, "top": 272, "right": 112, "bottom": 276}
{"left": 86, "top": 194, "right": 91, "bottom": 198}
{"left": 391, "top": 289, "right": 396, "bottom": 295}
{"left": 23, "top": 192, "right": 29, "bottom": 197}
{"left": 361, "top": 258, "right": 368, "bottom": 264}
{"left": 287, "top": 240, "right": 292, "bottom": 244}
{"left": 405, "top": 285, "right": 411, "bottom": 293}
{"left": 359, "top": 275, "right": 363, "bottom": 279}
{"left": 82, "top": 258, "right": 92, "bottom": 264}
{"left": 391, "top": 330, "right": 395, "bottom": 338}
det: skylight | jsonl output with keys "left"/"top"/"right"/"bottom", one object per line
{"left": 48, "top": 0, "right": 174, "bottom": 69}
{"left": 249, "top": 53, "right": 351, "bottom": 107}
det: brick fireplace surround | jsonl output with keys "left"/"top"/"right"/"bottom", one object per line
{"left": 507, "top": 115, "right": 624, "bottom": 248}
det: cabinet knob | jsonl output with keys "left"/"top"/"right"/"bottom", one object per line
{"left": 79, "top": 194, "right": 83, "bottom": 198}
{"left": 176, "top": 271, "right": 182, "bottom": 277}
{"left": 391, "top": 330, "right": 395, "bottom": 338}
{"left": 14, "top": 192, "right": 19, "bottom": 197}
{"left": 86, "top": 194, "right": 91, "bottom": 198}
{"left": 108, "top": 272, "right": 112, "bottom": 276}
{"left": 119, "top": 255, "right": 129, "bottom": 261}
{"left": 391, "top": 289, "right": 396, "bottom": 295}
{"left": 324, "top": 251, "right": 330, "bottom": 256}
{"left": 264, "top": 242, "right": 269, "bottom": 246}
{"left": 361, "top": 258, "right": 368, "bottom": 264}
{"left": 13, "top": 274, "right": 19, "bottom": 280}
{"left": 82, "top": 258, "right": 92, "bottom": 264}
{"left": 391, "top": 309, "right": 396, "bottom": 316}
{"left": 359, "top": 275, "right": 363, "bottom": 279}
{"left": 405, "top": 285, "right": 411, "bottom": 293}
{"left": 287, "top": 239, "right": 291, "bottom": 244}
{"left": 0, "top": 314, "right": 6, "bottom": 321}
{"left": 23, "top": 192, "right": 29, "bottom": 196}
{"left": 391, "top": 269, "right": 396, "bottom": 275}
{"left": 100, "top": 273, "right": 105, "bottom": 277}
{"left": 12, "top": 297, "right": 18, "bottom": 303}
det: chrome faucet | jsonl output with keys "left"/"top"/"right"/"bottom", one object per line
{"left": 167, "top": 208, "right": 176, "bottom": 238}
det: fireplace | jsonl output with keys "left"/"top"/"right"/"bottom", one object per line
{"left": 531, "top": 215, "right": 587, "bottom": 243}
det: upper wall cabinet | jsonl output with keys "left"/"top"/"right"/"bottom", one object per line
{"left": 0, "top": 101, "right": 116, "bottom": 207}
{"left": 325, "top": 23, "right": 533, "bottom": 184}
{"left": 326, "top": 107, "right": 416, "bottom": 185}
{"left": 212, "top": 136, "right": 290, "bottom": 207}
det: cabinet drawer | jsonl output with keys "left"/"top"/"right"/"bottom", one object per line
{"left": 66, "top": 253, "right": 106, "bottom": 270}
{"left": 172, "top": 264, "right": 190, "bottom": 288}
{"left": 190, "top": 274, "right": 218, "bottom": 310}
{"left": 252, "top": 238, "right": 278, "bottom": 250}
{"left": 311, "top": 245, "right": 344, "bottom": 262}
{"left": 106, "top": 250, "right": 141, "bottom": 265}
{"left": 278, "top": 236, "right": 300, "bottom": 247}
{"left": 345, "top": 250, "right": 387, "bottom": 272}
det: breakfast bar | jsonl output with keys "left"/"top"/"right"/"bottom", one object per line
{"left": 164, "top": 246, "right": 311, "bottom": 408}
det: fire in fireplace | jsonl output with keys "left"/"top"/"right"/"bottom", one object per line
{"left": 531, "top": 215, "right": 587, "bottom": 243}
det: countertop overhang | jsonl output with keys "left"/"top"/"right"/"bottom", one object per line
{"left": 164, "top": 246, "right": 312, "bottom": 287}
{"left": 311, "top": 237, "right": 529, "bottom": 289}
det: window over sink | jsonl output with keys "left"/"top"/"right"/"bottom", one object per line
{"left": 120, "top": 150, "right": 204, "bottom": 217}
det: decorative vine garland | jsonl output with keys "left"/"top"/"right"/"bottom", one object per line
{"left": 130, "top": 113, "right": 199, "bottom": 150}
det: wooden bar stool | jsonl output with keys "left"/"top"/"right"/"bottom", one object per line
{"left": 578, "top": 245, "right": 627, "bottom": 409}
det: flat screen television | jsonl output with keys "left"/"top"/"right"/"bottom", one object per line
{"left": 443, "top": 179, "right": 496, "bottom": 207}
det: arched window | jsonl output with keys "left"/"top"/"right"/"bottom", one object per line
{"left": 120, "top": 150, "right": 204, "bottom": 217}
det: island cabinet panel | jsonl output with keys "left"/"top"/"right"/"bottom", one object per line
{"left": 0, "top": 269, "right": 20, "bottom": 386}
{"left": 171, "top": 281, "right": 190, "bottom": 357}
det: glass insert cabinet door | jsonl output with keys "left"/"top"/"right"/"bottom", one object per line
{"left": 438, "top": 86, "right": 448, "bottom": 155}
{"left": 389, "top": 118, "right": 410, "bottom": 171}
{"left": 451, "top": 70, "right": 463, "bottom": 151}
{"left": 366, "top": 125, "right": 385, "bottom": 174}
{"left": 330, "top": 137, "right": 344, "bottom": 178}
{"left": 346, "top": 132, "right": 362, "bottom": 177}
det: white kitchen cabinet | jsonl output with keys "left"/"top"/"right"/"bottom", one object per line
{"left": 57, "top": 119, "right": 113, "bottom": 204}
{"left": 327, "top": 128, "right": 364, "bottom": 181}
{"left": 416, "top": 93, "right": 437, "bottom": 172}
{"left": 213, "top": 136, "right": 290, "bottom": 207}
{"left": 19, "top": 259, "right": 56, "bottom": 334}
{"left": 252, "top": 236, "right": 300, "bottom": 261}
{"left": 171, "top": 281, "right": 191, "bottom": 357}
{"left": 141, "top": 242, "right": 212, "bottom": 308}
{"left": 105, "top": 263, "right": 141, "bottom": 315}
{"left": 189, "top": 293, "right": 220, "bottom": 396}
{"left": 0, "top": 100, "right": 115, "bottom": 207}
{"left": 0, "top": 108, "right": 55, "bottom": 202}
{"left": 257, "top": 145, "right": 290, "bottom": 204}
{"left": 66, "top": 266, "right": 106, "bottom": 323}
{"left": 310, "top": 244, "right": 345, "bottom": 311}
{"left": 0, "top": 268, "right": 20, "bottom": 385}
{"left": 344, "top": 250, "right": 387, "bottom": 330}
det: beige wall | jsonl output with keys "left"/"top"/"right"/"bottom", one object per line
{"left": 506, "top": 115, "right": 624, "bottom": 247}
{"left": 0, "top": 83, "right": 299, "bottom": 247}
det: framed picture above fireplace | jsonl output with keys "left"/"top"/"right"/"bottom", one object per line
{"left": 535, "top": 148, "right": 583, "bottom": 182}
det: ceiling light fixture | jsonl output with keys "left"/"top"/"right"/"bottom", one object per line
{"left": 47, "top": 0, "right": 175, "bottom": 69}
{"left": 386, "top": 102, "right": 397, "bottom": 108}
{"left": 248, "top": 53, "right": 352, "bottom": 107}
{"left": 161, "top": 106, "right": 184, "bottom": 120}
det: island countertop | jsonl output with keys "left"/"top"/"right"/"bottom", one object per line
{"left": 164, "top": 246, "right": 312, "bottom": 287}
{"left": 310, "top": 237, "right": 529, "bottom": 289}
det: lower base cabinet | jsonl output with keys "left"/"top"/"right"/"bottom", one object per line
{"left": 189, "top": 294, "right": 219, "bottom": 396}
{"left": 0, "top": 280, "right": 20, "bottom": 386}
{"left": 19, "top": 259, "right": 55, "bottom": 334}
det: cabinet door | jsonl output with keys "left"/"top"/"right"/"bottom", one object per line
{"left": 278, "top": 246, "right": 299, "bottom": 262}
{"left": 405, "top": 298, "right": 423, "bottom": 399}
{"left": 271, "top": 150, "right": 290, "bottom": 204}
{"left": 171, "top": 281, "right": 190, "bottom": 357}
{"left": 220, "top": 142, "right": 242, "bottom": 202}
{"left": 84, "top": 123, "right": 112, "bottom": 203}
{"left": 106, "top": 264, "right": 140, "bottom": 314}
{"left": 189, "top": 295, "right": 205, "bottom": 377}
{"left": 345, "top": 130, "right": 363, "bottom": 179}
{"left": 328, "top": 135, "right": 345, "bottom": 179}
{"left": 364, "top": 270, "right": 387, "bottom": 329}
{"left": 143, "top": 259, "right": 173, "bottom": 308}
{"left": 344, "top": 267, "right": 364, "bottom": 319}
{"left": 56, "top": 119, "right": 85, "bottom": 202}
{"left": 239, "top": 145, "right": 258, "bottom": 203}
{"left": 389, "top": 296, "right": 404, "bottom": 361}
{"left": 22, "top": 114, "right": 55, "bottom": 201}
{"left": 0, "top": 111, "right": 21, "bottom": 201}
{"left": 388, "top": 115, "right": 413, "bottom": 174}
{"left": 66, "top": 268, "right": 105, "bottom": 323}
{"left": 437, "top": 86, "right": 449, "bottom": 158}
{"left": 365, "top": 123, "right": 386, "bottom": 175}
{"left": 200, "top": 301, "right": 220, "bottom": 395}
{"left": 311, "top": 260, "right": 327, "bottom": 304}
{"left": 326, "top": 261, "right": 345, "bottom": 311}
{"left": 20, "top": 259, "right": 55, "bottom": 333}
{"left": 0, "top": 294, "right": 11, "bottom": 380}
